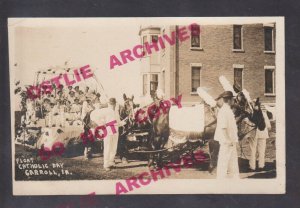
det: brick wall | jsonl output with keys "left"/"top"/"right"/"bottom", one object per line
{"left": 174, "top": 24, "right": 276, "bottom": 105}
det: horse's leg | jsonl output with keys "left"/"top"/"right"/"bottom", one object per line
{"left": 157, "top": 144, "right": 165, "bottom": 168}
{"left": 149, "top": 140, "right": 162, "bottom": 169}
{"left": 151, "top": 136, "right": 160, "bottom": 168}
{"left": 157, "top": 153, "right": 163, "bottom": 168}
{"left": 148, "top": 140, "right": 155, "bottom": 169}
{"left": 157, "top": 136, "right": 168, "bottom": 168}
{"left": 148, "top": 153, "right": 154, "bottom": 169}
{"left": 119, "top": 134, "right": 129, "bottom": 163}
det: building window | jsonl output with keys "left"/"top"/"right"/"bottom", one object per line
{"left": 150, "top": 74, "right": 158, "bottom": 97}
{"left": 234, "top": 68, "right": 243, "bottom": 92}
{"left": 264, "top": 27, "right": 275, "bottom": 52}
{"left": 233, "top": 25, "right": 243, "bottom": 50}
{"left": 265, "top": 68, "right": 275, "bottom": 94}
{"left": 191, "top": 24, "right": 201, "bottom": 48}
{"left": 151, "top": 35, "right": 158, "bottom": 43}
{"left": 142, "top": 36, "right": 147, "bottom": 54}
{"left": 191, "top": 66, "right": 201, "bottom": 92}
{"left": 143, "top": 74, "right": 148, "bottom": 95}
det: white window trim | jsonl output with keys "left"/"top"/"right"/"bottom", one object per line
{"left": 142, "top": 35, "right": 149, "bottom": 58}
{"left": 190, "top": 27, "right": 203, "bottom": 51}
{"left": 190, "top": 63, "right": 202, "bottom": 95}
{"left": 190, "top": 63, "right": 203, "bottom": 67}
{"left": 161, "top": 29, "right": 166, "bottom": 57}
{"left": 263, "top": 23, "right": 275, "bottom": 27}
{"left": 232, "top": 25, "right": 244, "bottom": 52}
{"left": 233, "top": 64, "right": 244, "bottom": 91}
{"left": 233, "top": 64, "right": 244, "bottom": 68}
{"left": 264, "top": 24, "right": 275, "bottom": 53}
{"left": 264, "top": 65, "right": 275, "bottom": 69}
{"left": 264, "top": 66, "right": 276, "bottom": 96}
{"left": 142, "top": 73, "right": 148, "bottom": 96}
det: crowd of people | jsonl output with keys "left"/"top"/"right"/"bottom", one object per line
{"left": 23, "top": 85, "right": 104, "bottom": 127}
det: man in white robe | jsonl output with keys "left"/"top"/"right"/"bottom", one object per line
{"left": 215, "top": 91, "right": 240, "bottom": 179}
{"left": 90, "top": 98, "right": 125, "bottom": 171}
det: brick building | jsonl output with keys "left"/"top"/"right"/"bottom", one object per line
{"left": 139, "top": 23, "right": 276, "bottom": 107}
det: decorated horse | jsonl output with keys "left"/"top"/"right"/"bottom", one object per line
{"left": 117, "top": 94, "right": 137, "bottom": 163}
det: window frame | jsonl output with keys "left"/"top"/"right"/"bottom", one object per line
{"left": 190, "top": 63, "right": 202, "bottom": 94}
{"left": 232, "top": 25, "right": 244, "bottom": 52}
{"left": 142, "top": 35, "right": 147, "bottom": 55}
{"left": 142, "top": 74, "right": 148, "bottom": 96}
{"left": 190, "top": 25, "right": 203, "bottom": 51}
{"left": 264, "top": 66, "right": 276, "bottom": 96}
{"left": 264, "top": 24, "right": 275, "bottom": 54}
{"left": 150, "top": 73, "right": 159, "bottom": 91}
{"left": 233, "top": 64, "right": 244, "bottom": 92}
{"left": 151, "top": 35, "right": 158, "bottom": 43}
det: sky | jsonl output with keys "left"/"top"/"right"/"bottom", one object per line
{"left": 9, "top": 18, "right": 143, "bottom": 108}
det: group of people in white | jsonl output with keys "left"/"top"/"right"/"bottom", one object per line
{"left": 214, "top": 91, "right": 271, "bottom": 179}
{"left": 23, "top": 82, "right": 126, "bottom": 171}
{"left": 26, "top": 85, "right": 103, "bottom": 128}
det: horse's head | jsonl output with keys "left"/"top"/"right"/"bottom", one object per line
{"left": 233, "top": 83, "right": 267, "bottom": 131}
{"left": 233, "top": 91, "right": 266, "bottom": 131}
{"left": 250, "top": 98, "right": 266, "bottom": 131}
{"left": 232, "top": 91, "right": 249, "bottom": 117}
{"left": 121, "top": 93, "right": 136, "bottom": 121}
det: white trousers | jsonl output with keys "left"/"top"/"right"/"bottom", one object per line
{"left": 103, "top": 133, "right": 119, "bottom": 168}
{"left": 248, "top": 137, "right": 267, "bottom": 169}
{"left": 217, "top": 143, "right": 239, "bottom": 179}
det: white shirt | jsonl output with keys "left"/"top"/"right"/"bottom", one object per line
{"left": 70, "top": 103, "right": 82, "bottom": 113}
{"left": 90, "top": 107, "right": 117, "bottom": 136}
{"left": 214, "top": 103, "right": 238, "bottom": 144}
{"left": 50, "top": 105, "right": 59, "bottom": 116}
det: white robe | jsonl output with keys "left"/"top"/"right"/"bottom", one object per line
{"left": 90, "top": 107, "right": 119, "bottom": 168}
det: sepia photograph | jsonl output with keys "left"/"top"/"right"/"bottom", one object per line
{"left": 8, "top": 17, "right": 285, "bottom": 195}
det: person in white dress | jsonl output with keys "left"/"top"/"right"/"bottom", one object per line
{"left": 70, "top": 98, "right": 82, "bottom": 121}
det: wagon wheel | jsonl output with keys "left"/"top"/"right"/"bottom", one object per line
{"left": 162, "top": 139, "right": 208, "bottom": 164}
